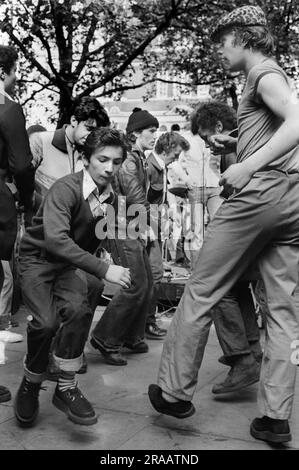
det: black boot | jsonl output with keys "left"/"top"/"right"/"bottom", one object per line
{"left": 250, "top": 416, "right": 291, "bottom": 443}
{"left": 212, "top": 361, "right": 260, "bottom": 394}
{"left": 52, "top": 385, "right": 97, "bottom": 425}
{"left": 14, "top": 377, "right": 42, "bottom": 427}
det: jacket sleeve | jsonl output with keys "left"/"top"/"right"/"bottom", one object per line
{"left": 118, "top": 158, "right": 150, "bottom": 221}
{"left": 0, "top": 102, "right": 34, "bottom": 207}
{"left": 43, "top": 180, "right": 109, "bottom": 279}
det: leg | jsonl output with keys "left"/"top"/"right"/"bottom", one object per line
{"left": 0, "top": 260, "right": 13, "bottom": 327}
{"left": 187, "top": 187, "right": 205, "bottom": 271}
{"left": 145, "top": 240, "right": 166, "bottom": 339}
{"left": 91, "top": 239, "right": 151, "bottom": 358}
{"left": 155, "top": 172, "right": 286, "bottom": 403}
{"left": 257, "top": 244, "right": 299, "bottom": 419}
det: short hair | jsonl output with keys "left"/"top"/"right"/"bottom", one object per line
{"left": 220, "top": 25, "right": 275, "bottom": 56}
{"left": 70, "top": 96, "right": 110, "bottom": 127}
{"left": 155, "top": 131, "right": 190, "bottom": 155}
{"left": 0, "top": 46, "right": 18, "bottom": 75}
{"left": 171, "top": 123, "right": 180, "bottom": 132}
{"left": 191, "top": 101, "right": 237, "bottom": 134}
{"left": 83, "top": 127, "right": 128, "bottom": 162}
{"left": 27, "top": 124, "right": 47, "bottom": 137}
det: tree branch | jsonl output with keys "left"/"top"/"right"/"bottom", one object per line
{"left": 20, "top": 83, "right": 59, "bottom": 106}
{"left": 1, "top": 23, "right": 54, "bottom": 83}
{"left": 78, "top": 0, "right": 187, "bottom": 96}
{"left": 74, "top": 16, "right": 99, "bottom": 77}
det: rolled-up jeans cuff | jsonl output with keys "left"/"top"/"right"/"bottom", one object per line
{"left": 24, "top": 358, "right": 46, "bottom": 384}
{"left": 53, "top": 353, "right": 83, "bottom": 372}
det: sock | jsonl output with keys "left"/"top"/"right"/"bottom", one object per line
{"left": 58, "top": 370, "right": 76, "bottom": 392}
{"left": 162, "top": 390, "right": 179, "bottom": 403}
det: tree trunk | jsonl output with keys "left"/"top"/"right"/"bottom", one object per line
{"left": 57, "top": 89, "right": 74, "bottom": 128}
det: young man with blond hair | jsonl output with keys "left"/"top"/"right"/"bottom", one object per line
{"left": 148, "top": 5, "right": 299, "bottom": 444}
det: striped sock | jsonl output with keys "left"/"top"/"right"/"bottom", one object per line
{"left": 58, "top": 370, "right": 76, "bottom": 392}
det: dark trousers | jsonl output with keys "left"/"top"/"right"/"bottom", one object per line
{"left": 92, "top": 238, "right": 153, "bottom": 350}
{"left": 212, "top": 280, "right": 261, "bottom": 360}
{"left": 19, "top": 254, "right": 103, "bottom": 376}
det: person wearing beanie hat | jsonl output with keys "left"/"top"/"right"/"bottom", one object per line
{"left": 126, "top": 108, "right": 159, "bottom": 134}
{"left": 89, "top": 107, "right": 164, "bottom": 367}
{"left": 124, "top": 108, "right": 167, "bottom": 339}
{"left": 149, "top": 5, "right": 299, "bottom": 445}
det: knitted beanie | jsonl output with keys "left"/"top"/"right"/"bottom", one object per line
{"left": 126, "top": 108, "right": 159, "bottom": 134}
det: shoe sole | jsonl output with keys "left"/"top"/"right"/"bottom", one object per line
{"left": 0, "top": 391, "right": 11, "bottom": 403}
{"left": 212, "top": 374, "right": 260, "bottom": 394}
{"left": 250, "top": 423, "right": 292, "bottom": 443}
{"left": 14, "top": 398, "right": 39, "bottom": 428}
{"left": 145, "top": 334, "right": 166, "bottom": 341}
{"left": 90, "top": 338, "right": 127, "bottom": 365}
{"left": 52, "top": 394, "right": 98, "bottom": 426}
{"left": 148, "top": 385, "right": 196, "bottom": 419}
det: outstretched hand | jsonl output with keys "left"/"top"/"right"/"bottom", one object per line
{"left": 208, "top": 134, "right": 237, "bottom": 154}
{"left": 104, "top": 265, "right": 131, "bottom": 289}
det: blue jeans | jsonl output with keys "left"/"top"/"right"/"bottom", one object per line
{"left": 92, "top": 238, "right": 153, "bottom": 350}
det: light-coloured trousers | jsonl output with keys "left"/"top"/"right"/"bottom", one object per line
{"left": 0, "top": 260, "right": 13, "bottom": 327}
{"left": 187, "top": 186, "right": 222, "bottom": 270}
{"left": 158, "top": 170, "right": 299, "bottom": 419}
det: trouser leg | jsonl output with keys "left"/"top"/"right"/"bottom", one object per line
{"left": 92, "top": 239, "right": 151, "bottom": 350}
{"left": 258, "top": 244, "right": 299, "bottom": 419}
{"left": 157, "top": 173, "right": 285, "bottom": 401}
{"left": 146, "top": 240, "right": 164, "bottom": 326}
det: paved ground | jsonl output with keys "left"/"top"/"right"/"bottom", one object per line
{"left": 0, "top": 306, "right": 298, "bottom": 451}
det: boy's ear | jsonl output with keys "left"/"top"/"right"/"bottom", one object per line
{"left": 70, "top": 115, "right": 78, "bottom": 128}
{"left": 215, "top": 121, "right": 224, "bottom": 134}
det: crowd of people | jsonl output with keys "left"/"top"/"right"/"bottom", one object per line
{"left": 0, "top": 4, "right": 299, "bottom": 446}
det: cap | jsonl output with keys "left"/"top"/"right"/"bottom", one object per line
{"left": 211, "top": 5, "right": 267, "bottom": 42}
{"left": 126, "top": 109, "right": 159, "bottom": 134}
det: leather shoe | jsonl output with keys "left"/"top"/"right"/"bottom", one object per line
{"left": 218, "top": 352, "right": 263, "bottom": 367}
{"left": 145, "top": 323, "right": 167, "bottom": 340}
{"left": 250, "top": 416, "right": 291, "bottom": 443}
{"left": 0, "top": 385, "right": 11, "bottom": 403}
{"left": 212, "top": 361, "right": 260, "bottom": 394}
{"left": 90, "top": 338, "right": 127, "bottom": 365}
{"left": 123, "top": 341, "right": 149, "bottom": 353}
{"left": 148, "top": 384, "right": 195, "bottom": 419}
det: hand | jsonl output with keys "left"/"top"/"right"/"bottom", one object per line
{"left": 219, "top": 161, "right": 254, "bottom": 192}
{"left": 208, "top": 134, "right": 237, "bottom": 154}
{"left": 104, "top": 265, "right": 131, "bottom": 289}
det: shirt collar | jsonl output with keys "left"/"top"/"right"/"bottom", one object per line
{"left": 52, "top": 125, "right": 68, "bottom": 153}
{"left": 82, "top": 168, "right": 113, "bottom": 202}
{"left": 152, "top": 151, "right": 165, "bottom": 169}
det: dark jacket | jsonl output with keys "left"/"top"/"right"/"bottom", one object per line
{"left": 0, "top": 94, "right": 34, "bottom": 259}
{"left": 147, "top": 152, "right": 166, "bottom": 205}
{"left": 20, "top": 171, "right": 111, "bottom": 279}
{"left": 118, "top": 146, "right": 151, "bottom": 232}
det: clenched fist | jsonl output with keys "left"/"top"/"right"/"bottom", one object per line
{"left": 105, "top": 265, "right": 131, "bottom": 289}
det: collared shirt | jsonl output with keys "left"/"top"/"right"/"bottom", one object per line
{"left": 82, "top": 168, "right": 113, "bottom": 218}
{"left": 179, "top": 131, "right": 220, "bottom": 187}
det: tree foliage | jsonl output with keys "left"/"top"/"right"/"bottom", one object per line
{"left": 0, "top": 0, "right": 298, "bottom": 125}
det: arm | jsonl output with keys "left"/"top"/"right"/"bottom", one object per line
{"left": 43, "top": 181, "right": 110, "bottom": 279}
{"left": 0, "top": 103, "right": 34, "bottom": 207}
{"left": 220, "top": 73, "right": 299, "bottom": 190}
{"left": 29, "top": 132, "right": 44, "bottom": 169}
